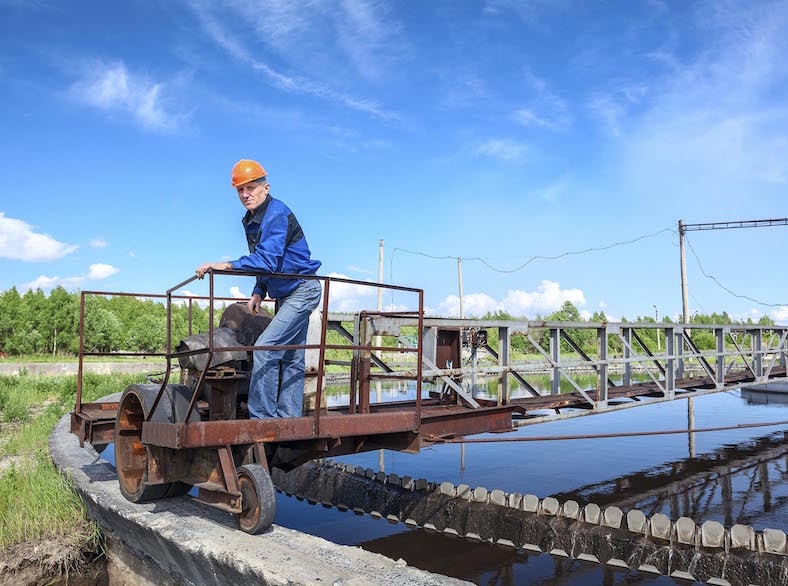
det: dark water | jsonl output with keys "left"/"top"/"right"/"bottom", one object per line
{"left": 275, "top": 386, "right": 788, "bottom": 585}
{"left": 102, "top": 385, "right": 788, "bottom": 584}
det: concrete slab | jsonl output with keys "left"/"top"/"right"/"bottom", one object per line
{"left": 49, "top": 414, "right": 468, "bottom": 586}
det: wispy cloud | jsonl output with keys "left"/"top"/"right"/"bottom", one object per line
{"left": 69, "top": 61, "right": 186, "bottom": 132}
{"left": 90, "top": 238, "right": 107, "bottom": 248}
{"left": 334, "top": 0, "right": 400, "bottom": 81}
{"left": 483, "top": 0, "right": 575, "bottom": 22}
{"left": 607, "top": 1, "right": 788, "bottom": 184}
{"left": 474, "top": 139, "right": 528, "bottom": 162}
{"left": 0, "top": 212, "right": 78, "bottom": 261}
{"left": 187, "top": 0, "right": 397, "bottom": 120}
{"left": 513, "top": 72, "right": 571, "bottom": 131}
{"left": 531, "top": 175, "right": 572, "bottom": 202}
{"left": 348, "top": 265, "right": 375, "bottom": 275}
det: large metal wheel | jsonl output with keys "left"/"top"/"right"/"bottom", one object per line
{"left": 235, "top": 464, "right": 276, "bottom": 534}
{"left": 114, "top": 384, "right": 197, "bottom": 503}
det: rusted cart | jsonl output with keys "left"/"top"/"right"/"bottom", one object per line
{"left": 71, "top": 270, "right": 519, "bottom": 533}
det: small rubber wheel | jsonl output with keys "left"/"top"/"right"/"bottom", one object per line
{"left": 235, "top": 464, "right": 276, "bottom": 534}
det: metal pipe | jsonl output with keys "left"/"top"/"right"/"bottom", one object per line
{"left": 430, "top": 419, "right": 788, "bottom": 443}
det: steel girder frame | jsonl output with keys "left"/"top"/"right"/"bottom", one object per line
{"left": 326, "top": 314, "right": 788, "bottom": 412}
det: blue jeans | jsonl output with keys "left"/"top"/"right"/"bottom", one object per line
{"left": 248, "top": 279, "right": 322, "bottom": 418}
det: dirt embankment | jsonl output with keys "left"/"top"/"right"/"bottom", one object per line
{"left": 1, "top": 537, "right": 106, "bottom": 586}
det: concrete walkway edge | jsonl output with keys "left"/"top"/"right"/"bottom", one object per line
{"left": 49, "top": 414, "right": 468, "bottom": 586}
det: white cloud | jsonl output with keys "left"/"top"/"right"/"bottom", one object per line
{"left": 229, "top": 286, "right": 246, "bottom": 299}
{"left": 474, "top": 139, "right": 527, "bottom": 162}
{"left": 432, "top": 280, "right": 586, "bottom": 318}
{"left": 433, "top": 292, "right": 499, "bottom": 318}
{"left": 21, "top": 275, "right": 84, "bottom": 292}
{"left": 772, "top": 306, "right": 788, "bottom": 325}
{"left": 501, "top": 280, "right": 586, "bottom": 315}
{"left": 90, "top": 238, "right": 107, "bottom": 248}
{"left": 69, "top": 61, "right": 185, "bottom": 132}
{"left": 0, "top": 213, "right": 78, "bottom": 261}
{"left": 25, "top": 263, "right": 121, "bottom": 292}
{"left": 87, "top": 263, "right": 119, "bottom": 280}
{"left": 324, "top": 272, "right": 377, "bottom": 312}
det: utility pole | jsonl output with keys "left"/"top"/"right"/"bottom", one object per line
{"left": 457, "top": 257, "right": 464, "bottom": 319}
{"left": 377, "top": 239, "right": 384, "bottom": 315}
{"left": 653, "top": 304, "right": 661, "bottom": 351}
{"left": 678, "top": 220, "right": 690, "bottom": 325}
{"left": 376, "top": 239, "right": 384, "bottom": 472}
{"left": 679, "top": 217, "right": 787, "bottom": 324}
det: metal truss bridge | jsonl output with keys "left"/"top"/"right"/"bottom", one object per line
{"left": 328, "top": 313, "right": 788, "bottom": 427}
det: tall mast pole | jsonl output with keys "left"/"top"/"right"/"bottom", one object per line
{"left": 679, "top": 220, "right": 690, "bottom": 324}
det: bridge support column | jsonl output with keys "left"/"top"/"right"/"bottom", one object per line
{"left": 675, "top": 327, "right": 684, "bottom": 379}
{"left": 550, "top": 328, "right": 560, "bottom": 396}
{"left": 498, "top": 326, "right": 510, "bottom": 404}
{"left": 665, "top": 328, "right": 675, "bottom": 399}
{"left": 622, "top": 327, "right": 632, "bottom": 387}
{"left": 752, "top": 329, "right": 763, "bottom": 379}
{"left": 596, "top": 326, "right": 608, "bottom": 408}
{"left": 715, "top": 327, "right": 725, "bottom": 389}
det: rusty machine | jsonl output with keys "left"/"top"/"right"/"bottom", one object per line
{"left": 71, "top": 270, "right": 520, "bottom": 534}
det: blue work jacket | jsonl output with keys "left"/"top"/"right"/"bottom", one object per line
{"left": 230, "top": 195, "right": 321, "bottom": 300}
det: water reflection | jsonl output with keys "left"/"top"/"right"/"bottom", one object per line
{"left": 553, "top": 430, "right": 788, "bottom": 529}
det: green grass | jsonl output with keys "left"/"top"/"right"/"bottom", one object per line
{"left": 0, "top": 372, "right": 149, "bottom": 550}
{"left": 0, "top": 452, "right": 101, "bottom": 549}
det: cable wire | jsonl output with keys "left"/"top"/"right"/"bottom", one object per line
{"left": 427, "top": 419, "right": 788, "bottom": 444}
{"left": 392, "top": 226, "right": 674, "bottom": 274}
{"left": 685, "top": 236, "right": 787, "bottom": 308}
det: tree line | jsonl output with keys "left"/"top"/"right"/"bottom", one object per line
{"left": 0, "top": 288, "right": 777, "bottom": 358}
{"left": 481, "top": 300, "right": 776, "bottom": 356}
{"left": 0, "top": 286, "right": 213, "bottom": 356}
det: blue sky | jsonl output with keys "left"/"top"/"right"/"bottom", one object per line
{"left": 1, "top": 0, "right": 786, "bottom": 323}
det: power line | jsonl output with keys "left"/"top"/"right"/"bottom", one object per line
{"left": 685, "top": 236, "right": 786, "bottom": 308}
{"left": 392, "top": 226, "right": 674, "bottom": 274}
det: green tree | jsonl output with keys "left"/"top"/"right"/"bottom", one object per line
{"left": 84, "top": 297, "right": 123, "bottom": 353}
{"left": 0, "top": 287, "right": 21, "bottom": 354}
{"left": 47, "top": 286, "right": 78, "bottom": 355}
{"left": 128, "top": 313, "right": 167, "bottom": 353}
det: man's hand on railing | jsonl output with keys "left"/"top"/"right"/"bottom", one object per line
{"left": 195, "top": 262, "right": 233, "bottom": 279}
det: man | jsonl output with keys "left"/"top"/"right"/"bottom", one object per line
{"left": 196, "top": 159, "right": 322, "bottom": 418}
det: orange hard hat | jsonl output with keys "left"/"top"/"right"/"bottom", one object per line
{"left": 231, "top": 159, "right": 267, "bottom": 187}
